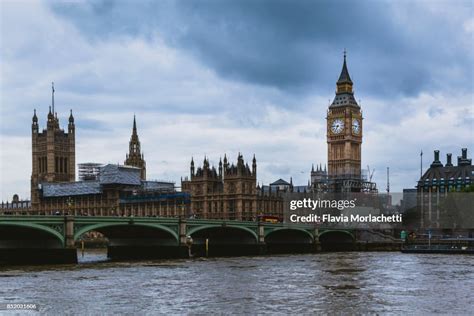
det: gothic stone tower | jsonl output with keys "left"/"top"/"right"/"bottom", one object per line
{"left": 124, "top": 115, "right": 146, "bottom": 180}
{"left": 327, "top": 53, "right": 362, "bottom": 190}
{"left": 31, "top": 84, "right": 75, "bottom": 208}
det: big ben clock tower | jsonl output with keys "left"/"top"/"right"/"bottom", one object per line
{"left": 327, "top": 52, "right": 362, "bottom": 191}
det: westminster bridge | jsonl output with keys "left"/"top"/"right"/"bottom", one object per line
{"left": 0, "top": 216, "right": 400, "bottom": 264}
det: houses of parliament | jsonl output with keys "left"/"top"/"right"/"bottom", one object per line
{"left": 2, "top": 54, "right": 373, "bottom": 218}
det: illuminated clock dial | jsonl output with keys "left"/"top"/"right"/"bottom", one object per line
{"left": 331, "top": 119, "right": 344, "bottom": 134}
{"left": 352, "top": 119, "right": 360, "bottom": 134}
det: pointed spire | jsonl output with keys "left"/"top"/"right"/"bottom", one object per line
{"left": 190, "top": 156, "right": 195, "bottom": 176}
{"left": 132, "top": 114, "right": 137, "bottom": 135}
{"left": 311, "top": 163, "right": 314, "bottom": 172}
{"left": 218, "top": 157, "right": 222, "bottom": 177}
{"left": 69, "top": 109, "right": 74, "bottom": 123}
{"left": 337, "top": 50, "right": 352, "bottom": 85}
{"left": 32, "top": 109, "right": 38, "bottom": 122}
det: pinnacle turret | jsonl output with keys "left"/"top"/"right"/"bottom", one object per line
{"left": 124, "top": 115, "right": 146, "bottom": 180}
{"left": 69, "top": 109, "right": 74, "bottom": 123}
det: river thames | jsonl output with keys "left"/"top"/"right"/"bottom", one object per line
{"left": 1, "top": 251, "right": 473, "bottom": 314}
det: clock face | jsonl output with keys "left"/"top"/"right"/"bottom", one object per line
{"left": 352, "top": 119, "right": 360, "bottom": 134}
{"left": 331, "top": 119, "right": 344, "bottom": 134}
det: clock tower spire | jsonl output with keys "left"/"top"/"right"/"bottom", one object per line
{"left": 326, "top": 52, "right": 363, "bottom": 192}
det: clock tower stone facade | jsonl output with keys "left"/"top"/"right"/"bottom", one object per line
{"left": 326, "top": 53, "right": 362, "bottom": 191}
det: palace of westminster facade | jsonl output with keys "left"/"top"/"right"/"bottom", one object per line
{"left": 2, "top": 55, "right": 377, "bottom": 219}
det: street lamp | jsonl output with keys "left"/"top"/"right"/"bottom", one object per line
{"left": 66, "top": 196, "right": 74, "bottom": 215}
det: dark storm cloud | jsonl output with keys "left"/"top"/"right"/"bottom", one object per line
{"left": 48, "top": 0, "right": 474, "bottom": 97}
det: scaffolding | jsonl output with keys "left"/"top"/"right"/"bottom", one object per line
{"left": 78, "top": 163, "right": 104, "bottom": 181}
{"left": 328, "top": 174, "right": 378, "bottom": 193}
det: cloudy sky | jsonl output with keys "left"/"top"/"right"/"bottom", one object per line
{"left": 1, "top": 0, "right": 473, "bottom": 201}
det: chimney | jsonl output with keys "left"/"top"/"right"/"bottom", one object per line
{"left": 446, "top": 153, "right": 453, "bottom": 167}
{"left": 458, "top": 148, "right": 472, "bottom": 166}
{"left": 431, "top": 150, "right": 443, "bottom": 167}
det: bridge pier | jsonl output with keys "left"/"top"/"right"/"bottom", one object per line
{"left": 178, "top": 217, "right": 191, "bottom": 258}
{"left": 258, "top": 221, "right": 267, "bottom": 255}
{"left": 59, "top": 215, "right": 78, "bottom": 264}
{"left": 65, "top": 215, "right": 75, "bottom": 248}
{"left": 313, "top": 228, "right": 321, "bottom": 252}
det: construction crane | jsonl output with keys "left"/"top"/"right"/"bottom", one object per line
{"left": 386, "top": 167, "right": 390, "bottom": 194}
{"left": 367, "top": 165, "right": 375, "bottom": 182}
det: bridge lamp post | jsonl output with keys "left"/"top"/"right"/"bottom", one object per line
{"left": 66, "top": 196, "right": 74, "bottom": 216}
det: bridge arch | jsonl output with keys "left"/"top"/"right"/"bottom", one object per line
{"left": 74, "top": 222, "right": 179, "bottom": 244}
{"left": 319, "top": 230, "right": 354, "bottom": 240}
{"left": 265, "top": 228, "right": 314, "bottom": 241}
{"left": 0, "top": 222, "right": 65, "bottom": 246}
{"left": 264, "top": 227, "right": 314, "bottom": 254}
{"left": 319, "top": 230, "right": 355, "bottom": 251}
{"left": 187, "top": 225, "right": 258, "bottom": 242}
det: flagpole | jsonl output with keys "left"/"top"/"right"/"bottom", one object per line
{"left": 420, "top": 150, "right": 423, "bottom": 179}
{"left": 52, "top": 82, "right": 55, "bottom": 115}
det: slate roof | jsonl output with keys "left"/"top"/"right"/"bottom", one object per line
{"left": 337, "top": 56, "right": 353, "bottom": 84}
{"left": 41, "top": 164, "right": 142, "bottom": 197}
{"left": 420, "top": 165, "right": 473, "bottom": 182}
{"left": 41, "top": 179, "right": 177, "bottom": 198}
{"left": 99, "top": 164, "right": 141, "bottom": 185}
{"left": 270, "top": 178, "right": 290, "bottom": 186}
{"left": 42, "top": 181, "right": 102, "bottom": 197}
{"left": 419, "top": 150, "right": 473, "bottom": 186}
{"left": 330, "top": 93, "right": 359, "bottom": 108}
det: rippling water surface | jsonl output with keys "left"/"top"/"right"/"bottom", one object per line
{"left": 1, "top": 250, "right": 473, "bottom": 314}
